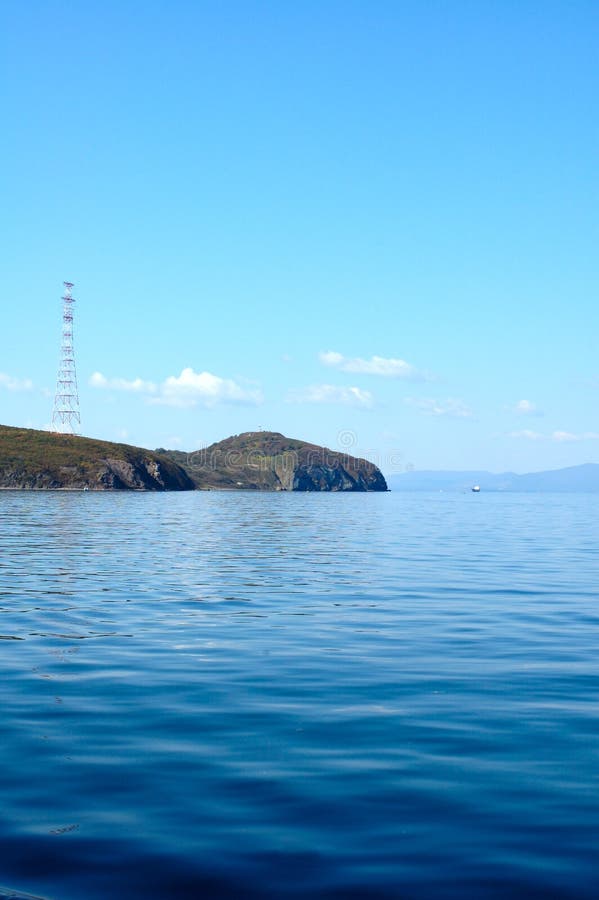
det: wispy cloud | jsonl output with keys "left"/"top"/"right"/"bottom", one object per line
{"left": 508, "top": 429, "right": 599, "bottom": 442}
{"left": 552, "top": 430, "right": 599, "bottom": 442}
{"left": 287, "top": 384, "right": 374, "bottom": 408}
{"left": 320, "top": 350, "right": 430, "bottom": 380}
{"left": 0, "top": 372, "right": 34, "bottom": 391}
{"left": 512, "top": 399, "right": 543, "bottom": 417}
{"left": 90, "top": 372, "right": 157, "bottom": 393}
{"left": 507, "top": 429, "right": 544, "bottom": 441}
{"left": 405, "top": 397, "right": 473, "bottom": 418}
{"left": 90, "top": 368, "right": 263, "bottom": 408}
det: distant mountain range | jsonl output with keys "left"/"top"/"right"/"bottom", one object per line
{"left": 387, "top": 463, "right": 599, "bottom": 492}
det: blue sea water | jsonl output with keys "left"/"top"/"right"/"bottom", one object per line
{"left": 0, "top": 490, "right": 598, "bottom": 899}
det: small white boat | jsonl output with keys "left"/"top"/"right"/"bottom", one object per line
{"left": 472, "top": 485, "right": 481, "bottom": 493}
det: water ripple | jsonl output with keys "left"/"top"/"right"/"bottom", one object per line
{"left": 0, "top": 491, "right": 598, "bottom": 898}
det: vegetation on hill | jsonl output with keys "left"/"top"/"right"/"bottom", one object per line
{"left": 0, "top": 425, "right": 194, "bottom": 491}
{"left": 0, "top": 426, "right": 387, "bottom": 492}
{"left": 159, "top": 431, "right": 388, "bottom": 491}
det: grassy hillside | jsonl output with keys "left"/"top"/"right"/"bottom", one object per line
{"left": 159, "top": 431, "right": 388, "bottom": 491}
{"left": 0, "top": 425, "right": 194, "bottom": 491}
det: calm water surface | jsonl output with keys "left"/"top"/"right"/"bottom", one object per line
{"left": 0, "top": 491, "right": 598, "bottom": 899}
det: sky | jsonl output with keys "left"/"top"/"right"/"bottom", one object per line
{"left": 1, "top": 0, "right": 597, "bottom": 475}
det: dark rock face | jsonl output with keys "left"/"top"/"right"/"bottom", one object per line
{"left": 94, "top": 456, "right": 190, "bottom": 490}
{"left": 162, "top": 432, "right": 388, "bottom": 492}
{"left": 292, "top": 462, "right": 388, "bottom": 492}
{"left": 0, "top": 425, "right": 194, "bottom": 491}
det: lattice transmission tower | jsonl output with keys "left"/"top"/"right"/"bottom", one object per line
{"left": 51, "top": 281, "right": 81, "bottom": 434}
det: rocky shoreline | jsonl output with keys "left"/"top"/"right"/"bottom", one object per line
{"left": 0, "top": 425, "right": 388, "bottom": 492}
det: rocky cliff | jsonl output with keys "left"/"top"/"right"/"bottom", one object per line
{"left": 160, "top": 431, "right": 388, "bottom": 492}
{"left": 0, "top": 425, "right": 194, "bottom": 491}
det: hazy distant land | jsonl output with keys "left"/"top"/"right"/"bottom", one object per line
{"left": 388, "top": 464, "right": 599, "bottom": 492}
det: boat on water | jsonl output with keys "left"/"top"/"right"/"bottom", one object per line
{"left": 472, "top": 485, "right": 481, "bottom": 493}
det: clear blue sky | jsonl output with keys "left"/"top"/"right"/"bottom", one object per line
{"left": 1, "top": 1, "right": 597, "bottom": 473}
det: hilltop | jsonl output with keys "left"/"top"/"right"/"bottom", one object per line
{"left": 159, "top": 431, "right": 388, "bottom": 491}
{"left": 0, "top": 425, "right": 194, "bottom": 491}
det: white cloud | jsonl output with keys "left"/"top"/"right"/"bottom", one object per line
{"left": 405, "top": 397, "right": 473, "bottom": 418}
{"left": 320, "top": 350, "right": 429, "bottom": 380}
{"left": 89, "top": 372, "right": 157, "bottom": 393}
{"left": 153, "top": 368, "right": 263, "bottom": 408}
{"left": 287, "top": 383, "right": 374, "bottom": 408}
{"left": 513, "top": 399, "right": 543, "bottom": 416}
{"left": 0, "top": 372, "right": 33, "bottom": 391}
{"left": 90, "top": 367, "right": 263, "bottom": 408}
{"left": 508, "top": 429, "right": 599, "bottom": 442}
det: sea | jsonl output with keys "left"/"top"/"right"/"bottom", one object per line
{"left": 0, "top": 490, "right": 598, "bottom": 899}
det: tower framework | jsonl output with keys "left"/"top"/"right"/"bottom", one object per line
{"left": 51, "top": 281, "right": 81, "bottom": 434}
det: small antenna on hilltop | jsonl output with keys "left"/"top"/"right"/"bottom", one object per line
{"left": 51, "top": 281, "right": 81, "bottom": 434}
